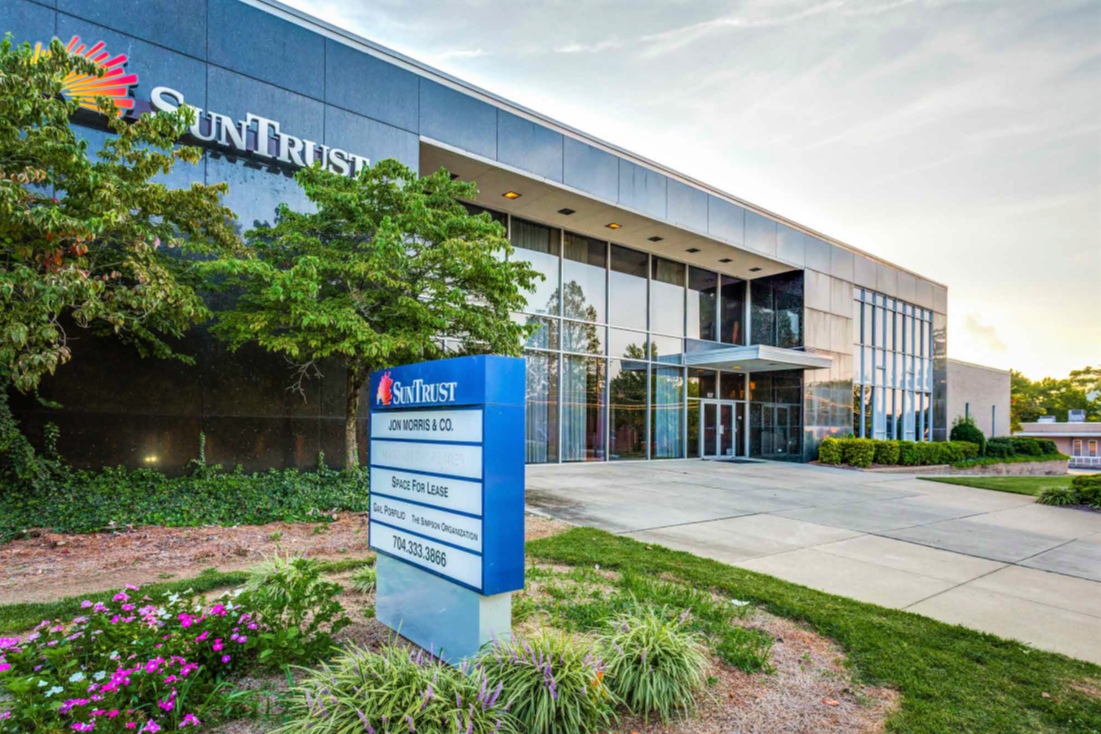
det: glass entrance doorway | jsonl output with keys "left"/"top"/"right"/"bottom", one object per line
{"left": 701, "top": 400, "right": 744, "bottom": 458}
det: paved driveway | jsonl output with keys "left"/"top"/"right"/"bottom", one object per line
{"left": 526, "top": 459, "right": 1101, "bottom": 665}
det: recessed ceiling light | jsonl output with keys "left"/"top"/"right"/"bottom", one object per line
{"left": 502, "top": 191, "right": 521, "bottom": 199}
{"left": 731, "top": 365, "right": 742, "bottom": 370}
{"left": 557, "top": 208, "right": 576, "bottom": 215}
{"left": 606, "top": 222, "right": 622, "bottom": 229}
{"left": 718, "top": 258, "right": 732, "bottom": 263}
{"left": 685, "top": 247, "right": 700, "bottom": 253}
{"left": 648, "top": 236, "right": 664, "bottom": 242}
{"left": 749, "top": 267, "right": 762, "bottom": 272}
{"left": 449, "top": 173, "right": 461, "bottom": 180}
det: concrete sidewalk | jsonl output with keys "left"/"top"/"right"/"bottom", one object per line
{"left": 526, "top": 459, "right": 1101, "bottom": 665}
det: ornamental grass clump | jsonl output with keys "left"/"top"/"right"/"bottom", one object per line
{"left": 273, "top": 642, "right": 516, "bottom": 734}
{"left": 349, "top": 563, "right": 378, "bottom": 594}
{"left": 602, "top": 605, "right": 708, "bottom": 725}
{"left": 478, "top": 628, "right": 617, "bottom": 734}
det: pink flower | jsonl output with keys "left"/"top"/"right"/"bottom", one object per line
{"left": 113, "top": 593, "right": 129, "bottom": 602}
{"left": 212, "top": 640, "right": 223, "bottom": 652}
{"left": 141, "top": 723, "right": 161, "bottom": 733}
{"left": 125, "top": 584, "right": 140, "bottom": 591}
{"left": 221, "top": 655, "right": 231, "bottom": 664}
{"left": 81, "top": 601, "right": 94, "bottom": 609}
{"left": 0, "top": 662, "right": 10, "bottom": 674}
{"left": 178, "top": 714, "right": 200, "bottom": 728}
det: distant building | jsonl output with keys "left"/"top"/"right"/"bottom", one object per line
{"left": 947, "top": 359, "right": 1010, "bottom": 438}
{"left": 1017, "top": 414, "right": 1100, "bottom": 469}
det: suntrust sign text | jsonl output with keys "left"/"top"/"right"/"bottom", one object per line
{"left": 150, "top": 87, "right": 369, "bottom": 177}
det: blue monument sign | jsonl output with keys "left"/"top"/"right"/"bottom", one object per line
{"left": 368, "top": 355, "right": 525, "bottom": 662}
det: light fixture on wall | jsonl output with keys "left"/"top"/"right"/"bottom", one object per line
{"left": 502, "top": 191, "right": 522, "bottom": 199}
{"left": 606, "top": 222, "right": 622, "bottom": 229}
{"left": 557, "top": 208, "right": 576, "bottom": 215}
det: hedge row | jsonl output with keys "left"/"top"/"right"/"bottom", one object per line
{"left": 1038, "top": 474, "right": 1101, "bottom": 509}
{"left": 818, "top": 437, "right": 980, "bottom": 468}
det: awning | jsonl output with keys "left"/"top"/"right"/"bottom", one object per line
{"left": 684, "top": 344, "right": 833, "bottom": 373}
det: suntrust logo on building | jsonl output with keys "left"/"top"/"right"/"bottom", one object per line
{"left": 376, "top": 372, "right": 459, "bottom": 407}
{"left": 151, "top": 87, "right": 369, "bottom": 177}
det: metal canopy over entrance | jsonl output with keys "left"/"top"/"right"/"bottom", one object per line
{"left": 684, "top": 344, "right": 832, "bottom": 373}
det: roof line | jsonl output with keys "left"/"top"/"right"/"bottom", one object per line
{"left": 249, "top": 0, "right": 947, "bottom": 289}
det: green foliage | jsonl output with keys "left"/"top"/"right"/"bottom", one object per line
{"left": 873, "top": 439, "right": 900, "bottom": 465}
{"left": 950, "top": 452, "right": 1069, "bottom": 469}
{"left": 1012, "top": 437, "right": 1043, "bottom": 456}
{"left": 0, "top": 462, "right": 368, "bottom": 542}
{"left": 950, "top": 415, "right": 986, "bottom": 456}
{"left": 817, "top": 436, "right": 842, "bottom": 464}
{"left": 243, "top": 554, "right": 349, "bottom": 668}
{"left": 275, "top": 643, "right": 516, "bottom": 734}
{"left": 478, "top": 628, "right": 618, "bottom": 734}
{"left": 0, "top": 578, "right": 345, "bottom": 732}
{"left": 1011, "top": 366, "right": 1101, "bottom": 430}
{"left": 0, "top": 36, "right": 240, "bottom": 394}
{"left": 897, "top": 440, "right": 920, "bottom": 466}
{"left": 985, "top": 436, "right": 1014, "bottom": 458}
{"left": 1036, "top": 438, "right": 1058, "bottom": 455}
{"left": 921, "top": 476, "right": 1072, "bottom": 497}
{"left": 840, "top": 438, "right": 876, "bottom": 468}
{"left": 601, "top": 606, "right": 708, "bottom": 725}
{"left": 1036, "top": 474, "right": 1101, "bottom": 508}
{"left": 528, "top": 527, "right": 1101, "bottom": 734}
{"left": 1036, "top": 486, "right": 1080, "bottom": 507}
{"left": 202, "top": 158, "right": 541, "bottom": 468}
{"left": 348, "top": 563, "right": 377, "bottom": 594}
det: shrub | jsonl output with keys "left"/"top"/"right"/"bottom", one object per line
{"left": 349, "top": 564, "right": 377, "bottom": 594}
{"left": 245, "top": 554, "right": 348, "bottom": 668}
{"left": 841, "top": 438, "right": 876, "bottom": 468}
{"left": 950, "top": 416, "right": 987, "bottom": 456}
{"left": 897, "top": 441, "right": 920, "bottom": 466}
{"left": 873, "top": 440, "right": 901, "bottom": 466}
{"left": 986, "top": 437, "right": 1015, "bottom": 459}
{"left": 1037, "top": 486, "right": 1079, "bottom": 507}
{"left": 1036, "top": 439, "right": 1059, "bottom": 456}
{"left": 601, "top": 606, "right": 708, "bottom": 725}
{"left": 275, "top": 642, "right": 515, "bottom": 734}
{"left": 818, "top": 437, "right": 843, "bottom": 465}
{"left": 1012, "top": 437, "right": 1043, "bottom": 456}
{"left": 0, "top": 585, "right": 274, "bottom": 732}
{"left": 478, "top": 628, "right": 617, "bottom": 734}
{"left": 950, "top": 441, "right": 982, "bottom": 461}
{"left": 1072, "top": 475, "right": 1101, "bottom": 509}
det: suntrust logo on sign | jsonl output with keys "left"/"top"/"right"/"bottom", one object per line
{"left": 377, "top": 373, "right": 459, "bottom": 407}
{"left": 151, "top": 87, "right": 369, "bottom": 177}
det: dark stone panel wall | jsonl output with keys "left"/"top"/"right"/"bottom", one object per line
{"left": 0, "top": 0, "right": 55, "bottom": 40}
{"left": 58, "top": 0, "right": 207, "bottom": 58}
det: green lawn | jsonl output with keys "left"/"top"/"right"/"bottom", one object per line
{"left": 919, "top": 475, "right": 1074, "bottom": 496}
{"left": 529, "top": 527, "right": 1101, "bottom": 734}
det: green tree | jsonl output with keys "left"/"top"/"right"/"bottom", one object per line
{"left": 1010, "top": 366, "right": 1101, "bottom": 431}
{"left": 203, "top": 159, "right": 541, "bottom": 469}
{"left": 0, "top": 36, "right": 240, "bottom": 393}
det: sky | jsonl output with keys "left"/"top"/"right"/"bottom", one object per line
{"left": 283, "top": 0, "right": 1101, "bottom": 381}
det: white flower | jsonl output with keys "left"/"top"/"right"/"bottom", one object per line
{"left": 68, "top": 672, "right": 85, "bottom": 683}
{"left": 730, "top": 599, "right": 750, "bottom": 607}
{"left": 44, "top": 686, "right": 63, "bottom": 697}
{"left": 167, "top": 594, "right": 180, "bottom": 604}
{"left": 37, "top": 680, "right": 47, "bottom": 688}
{"left": 93, "top": 671, "right": 107, "bottom": 681}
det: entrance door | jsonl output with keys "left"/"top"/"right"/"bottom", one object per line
{"left": 702, "top": 400, "right": 738, "bottom": 458}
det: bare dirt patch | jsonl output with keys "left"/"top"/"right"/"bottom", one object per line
{"left": 0, "top": 513, "right": 571, "bottom": 605}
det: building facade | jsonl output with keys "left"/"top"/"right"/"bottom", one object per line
{"left": 3, "top": 0, "right": 952, "bottom": 471}
{"left": 1017, "top": 420, "right": 1101, "bottom": 470}
{"left": 946, "top": 359, "right": 1011, "bottom": 439}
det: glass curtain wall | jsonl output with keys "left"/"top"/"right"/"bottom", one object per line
{"left": 851, "top": 287, "right": 934, "bottom": 441}
{"left": 750, "top": 271, "right": 803, "bottom": 348}
{"left": 506, "top": 210, "right": 781, "bottom": 465}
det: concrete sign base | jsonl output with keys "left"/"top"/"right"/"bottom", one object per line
{"left": 375, "top": 555, "right": 512, "bottom": 664}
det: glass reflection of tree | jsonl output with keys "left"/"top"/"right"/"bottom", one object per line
{"left": 609, "top": 343, "right": 647, "bottom": 456}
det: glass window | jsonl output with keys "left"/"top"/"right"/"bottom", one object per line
{"left": 719, "top": 275, "right": 746, "bottom": 345}
{"left": 562, "top": 320, "right": 605, "bottom": 355}
{"left": 722, "top": 372, "right": 747, "bottom": 401}
{"left": 514, "top": 313, "right": 559, "bottom": 350}
{"left": 562, "top": 355, "right": 606, "bottom": 462}
{"left": 609, "top": 328, "right": 648, "bottom": 359}
{"left": 562, "top": 233, "right": 606, "bottom": 323}
{"left": 750, "top": 272, "right": 803, "bottom": 348}
{"left": 511, "top": 218, "right": 560, "bottom": 315}
{"left": 687, "top": 397, "right": 700, "bottom": 458}
{"left": 649, "top": 334, "right": 683, "bottom": 364}
{"left": 853, "top": 299, "right": 863, "bottom": 345}
{"left": 609, "top": 359, "right": 648, "bottom": 459}
{"left": 524, "top": 351, "right": 558, "bottom": 463}
{"left": 688, "top": 267, "right": 718, "bottom": 341}
{"left": 650, "top": 257, "right": 685, "bottom": 336}
{"left": 609, "top": 245, "right": 648, "bottom": 330}
{"left": 853, "top": 384, "right": 863, "bottom": 437}
{"left": 651, "top": 366, "right": 684, "bottom": 459}
{"left": 690, "top": 368, "right": 718, "bottom": 399}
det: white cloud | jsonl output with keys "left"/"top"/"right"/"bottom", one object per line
{"left": 555, "top": 38, "right": 624, "bottom": 54}
{"left": 962, "top": 313, "right": 1008, "bottom": 354}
